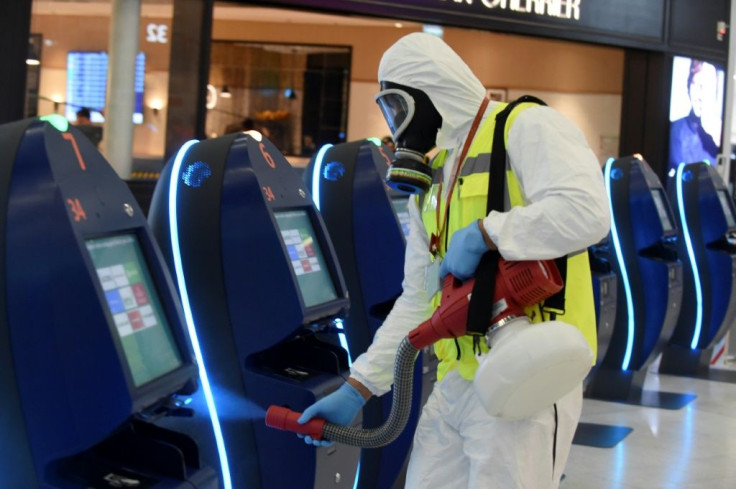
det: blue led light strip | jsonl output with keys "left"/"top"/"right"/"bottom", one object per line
{"left": 604, "top": 158, "right": 636, "bottom": 371}
{"left": 334, "top": 318, "right": 352, "bottom": 367}
{"left": 676, "top": 163, "right": 703, "bottom": 350}
{"left": 168, "top": 140, "right": 233, "bottom": 489}
{"left": 310, "top": 146, "right": 358, "bottom": 488}
{"left": 333, "top": 321, "right": 358, "bottom": 488}
{"left": 312, "top": 144, "right": 333, "bottom": 211}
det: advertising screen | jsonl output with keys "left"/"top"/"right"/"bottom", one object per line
{"left": 66, "top": 51, "right": 146, "bottom": 124}
{"left": 668, "top": 55, "right": 725, "bottom": 173}
{"left": 391, "top": 197, "right": 411, "bottom": 238}
{"left": 86, "top": 234, "right": 182, "bottom": 387}
{"left": 651, "top": 188, "right": 674, "bottom": 232}
{"left": 275, "top": 210, "right": 338, "bottom": 308}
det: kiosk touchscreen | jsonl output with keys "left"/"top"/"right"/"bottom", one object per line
{"left": 585, "top": 155, "right": 695, "bottom": 409}
{"left": 390, "top": 195, "right": 412, "bottom": 239}
{"left": 148, "top": 131, "right": 358, "bottom": 489}
{"left": 304, "top": 139, "right": 436, "bottom": 489}
{"left": 275, "top": 210, "right": 339, "bottom": 307}
{"left": 0, "top": 116, "right": 216, "bottom": 488}
{"left": 660, "top": 162, "right": 736, "bottom": 381}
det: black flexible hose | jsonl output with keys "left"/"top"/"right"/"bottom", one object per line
{"left": 322, "top": 337, "right": 419, "bottom": 448}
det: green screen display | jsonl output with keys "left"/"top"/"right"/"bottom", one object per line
{"left": 275, "top": 210, "right": 338, "bottom": 308}
{"left": 86, "top": 234, "right": 182, "bottom": 387}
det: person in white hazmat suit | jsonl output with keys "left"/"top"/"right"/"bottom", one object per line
{"left": 297, "top": 32, "right": 610, "bottom": 489}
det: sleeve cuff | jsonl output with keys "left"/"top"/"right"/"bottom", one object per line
{"left": 348, "top": 369, "right": 386, "bottom": 397}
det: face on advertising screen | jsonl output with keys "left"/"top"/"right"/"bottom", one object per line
{"left": 668, "top": 56, "right": 725, "bottom": 173}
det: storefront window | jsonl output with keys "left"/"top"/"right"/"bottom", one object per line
{"left": 206, "top": 41, "right": 350, "bottom": 159}
{"left": 29, "top": 0, "right": 174, "bottom": 176}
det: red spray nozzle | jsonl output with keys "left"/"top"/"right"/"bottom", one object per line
{"left": 265, "top": 405, "right": 326, "bottom": 440}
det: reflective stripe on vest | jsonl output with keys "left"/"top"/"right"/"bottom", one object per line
{"left": 421, "top": 102, "right": 598, "bottom": 382}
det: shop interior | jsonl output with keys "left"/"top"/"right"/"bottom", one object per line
{"left": 28, "top": 0, "right": 623, "bottom": 169}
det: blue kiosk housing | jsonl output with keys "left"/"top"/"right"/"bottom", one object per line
{"left": 148, "top": 131, "right": 360, "bottom": 489}
{"left": 573, "top": 238, "right": 633, "bottom": 449}
{"left": 585, "top": 155, "right": 695, "bottom": 409}
{"left": 659, "top": 162, "right": 736, "bottom": 382}
{"left": 304, "top": 139, "right": 437, "bottom": 489}
{"left": 587, "top": 237, "right": 618, "bottom": 379}
{"left": 0, "top": 117, "right": 217, "bottom": 488}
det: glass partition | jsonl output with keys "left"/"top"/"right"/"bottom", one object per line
{"left": 206, "top": 41, "right": 350, "bottom": 159}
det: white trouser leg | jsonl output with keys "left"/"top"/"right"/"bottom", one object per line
{"left": 405, "top": 372, "right": 470, "bottom": 489}
{"left": 550, "top": 383, "right": 583, "bottom": 484}
{"left": 463, "top": 382, "right": 583, "bottom": 489}
{"left": 406, "top": 371, "right": 584, "bottom": 489}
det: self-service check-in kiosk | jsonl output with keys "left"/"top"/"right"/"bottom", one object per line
{"left": 659, "top": 162, "right": 736, "bottom": 382}
{"left": 304, "top": 139, "right": 438, "bottom": 489}
{"left": 572, "top": 238, "right": 633, "bottom": 449}
{"left": 585, "top": 155, "right": 696, "bottom": 409}
{"left": 0, "top": 116, "right": 217, "bottom": 488}
{"left": 148, "top": 131, "right": 360, "bottom": 489}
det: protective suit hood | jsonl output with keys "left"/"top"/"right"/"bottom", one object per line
{"left": 378, "top": 33, "right": 486, "bottom": 149}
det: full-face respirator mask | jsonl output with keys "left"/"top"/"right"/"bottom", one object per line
{"left": 375, "top": 81, "right": 443, "bottom": 194}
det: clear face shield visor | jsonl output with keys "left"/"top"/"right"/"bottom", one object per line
{"left": 374, "top": 88, "right": 415, "bottom": 141}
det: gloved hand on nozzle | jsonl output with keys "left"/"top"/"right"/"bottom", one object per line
{"left": 439, "top": 219, "right": 492, "bottom": 281}
{"left": 297, "top": 382, "right": 366, "bottom": 446}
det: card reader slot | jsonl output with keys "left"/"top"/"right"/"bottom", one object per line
{"left": 248, "top": 332, "right": 350, "bottom": 382}
{"left": 706, "top": 235, "right": 736, "bottom": 253}
{"left": 639, "top": 240, "right": 678, "bottom": 262}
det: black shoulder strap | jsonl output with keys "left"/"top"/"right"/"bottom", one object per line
{"left": 466, "top": 95, "right": 547, "bottom": 336}
{"left": 544, "top": 257, "right": 568, "bottom": 316}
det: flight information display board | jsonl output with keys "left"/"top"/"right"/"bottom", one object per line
{"left": 86, "top": 234, "right": 182, "bottom": 387}
{"left": 66, "top": 51, "right": 145, "bottom": 124}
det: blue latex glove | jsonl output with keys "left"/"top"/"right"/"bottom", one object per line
{"left": 439, "top": 220, "right": 489, "bottom": 281}
{"left": 297, "top": 382, "right": 366, "bottom": 446}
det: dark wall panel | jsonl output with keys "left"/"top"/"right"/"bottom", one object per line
{"left": 0, "top": 1, "right": 32, "bottom": 124}
{"left": 164, "top": 0, "right": 214, "bottom": 161}
{"left": 619, "top": 50, "right": 670, "bottom": 181}
{"left": 669, "top": 0, "right": 729, "bottom": 58}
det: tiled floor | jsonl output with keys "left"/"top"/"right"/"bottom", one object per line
{"left": 563, "top": 361, "right": 736, "bottom": 489}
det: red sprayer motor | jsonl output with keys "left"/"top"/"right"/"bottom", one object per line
{"left": 266, "top": 259, "right": 593, "bottom": 446}
{"left": 408, "top": 259, "right": 564, "bottom": 350}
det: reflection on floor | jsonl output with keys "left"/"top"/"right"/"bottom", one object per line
{"left": 563, "top": 361, "right": 736, "bottom": 489}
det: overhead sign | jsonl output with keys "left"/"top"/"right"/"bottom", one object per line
{"left": 146, "top": 23, "right": 169, "bottom": 44}
{"left": 255, "top": 0, "right": 668, "bottom": 49}
{"left": 442, "top": 0, "right": 582, "bottom": 21}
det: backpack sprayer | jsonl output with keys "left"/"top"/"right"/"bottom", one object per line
{"left": 266, "top": 259, "right": 593, "bottom": 447}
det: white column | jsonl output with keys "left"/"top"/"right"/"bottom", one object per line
{"left": 720, "top": 9, "right": 736, "bottom": 184}
{"left": 104, "top": 0, "right": 141, "bottom": 179}
{"left": 723, "top": 6, "right": 736, "bottom": 366}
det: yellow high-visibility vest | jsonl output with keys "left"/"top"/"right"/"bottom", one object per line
{"left": 420, "top": 102, "right": 597, "bottom": 382}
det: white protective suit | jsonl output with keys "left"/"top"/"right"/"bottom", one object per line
{"left": 350, "top": 33, "right": 610, "bottom": 489}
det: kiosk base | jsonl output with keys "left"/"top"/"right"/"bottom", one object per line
{"left": 659, "top": 345, "right": 736, "bottom": 383}
{"left": 628, "top": 389, "right": 698, "bottom": 409}
{"left": 572, "top": 423, "right": 633, "bottom": 448}
{"left": 577, "top": 367, "right": 633, "bottom": 449}
{"left": 586, "top": 367, "right": 697, "bottom": 409}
